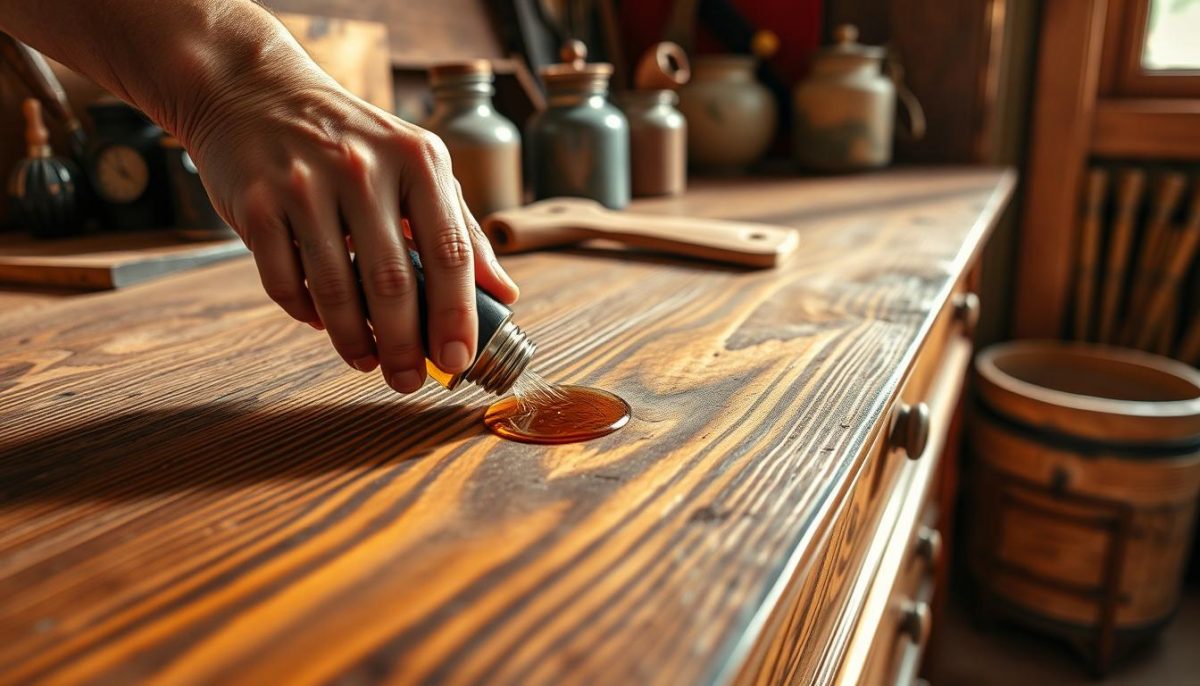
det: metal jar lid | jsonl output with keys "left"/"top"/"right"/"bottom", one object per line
{"left": 540, "top": 40, "right": 613, "bottom": 93}
{"left": 821, "top": 24, "right": 885, "bottom": 60}
{"left": 430, "top": 59, "right": 493, "bottom": 81}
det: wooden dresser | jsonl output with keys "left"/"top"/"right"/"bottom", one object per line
{"left": 0, "top": 168, "right": 1014, "bottom": 685}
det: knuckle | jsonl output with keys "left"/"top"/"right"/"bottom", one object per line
{"left": 306, "top": 270, "right": 358, "bottom": 307}
{"left": 336, "top": 140, "right": 374, "bottom": 182}
{"left": 428, "top": 230, "right": 473, "bottom": 269}
{"left": 283, "top": 160, "right": 315, "bottom": 207}
{"left": 377, "top": 340, "right": 426, "bottom": 365}
{"left": 261, "top": 279, "right": 304, "bottom": 308}
{"left": 365, "top": 258, "right": 416, "bottom": 299}
{"left": 436, "top": 302, "right": 476, "bottom": 326}
{"left": 466, "top": 216, "right": 492, "bottom": 247}
{"left": 416, "top": 130, "right": 449, "bottom": 161}
{"left": 398, "top": 129, "right": 450, "bottom": 166}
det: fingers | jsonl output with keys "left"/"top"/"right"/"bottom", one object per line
{"left": 338, "top": 146, "right": 426, "bottom": 394}
{"left": 237, "top": 184, "right": 321, "bottom": 328}
{"left": 454, "top": 181, "right": 519, "bottom": 304}
{"left": 400, "top": 132, "right": 477, "bottom": 374}
{"left": 285, "top": 162, "right": 379, "bottom": 372}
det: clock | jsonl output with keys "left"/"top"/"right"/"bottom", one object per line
{"left": 93, "top": 144, "right": 149, "bottom": 203}
{"left": 85, "top": 98, "right": 170, "bottom": 231}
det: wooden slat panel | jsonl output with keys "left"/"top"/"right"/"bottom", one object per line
{"left": 0, "top": 169, "right": 1013, "bottom": 685}
{"left": 1012, "top": 0, "right": 1109, "bottom": 338}
{"left": 264, "top": 0, "right": 505, "bottom": 67}
{"left": 1091, "top": 99, "right": 1200, "bottom": 159}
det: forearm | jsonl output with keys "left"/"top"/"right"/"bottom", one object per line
{"left": 0, "top": 0, "right": 320, "bottom": 147}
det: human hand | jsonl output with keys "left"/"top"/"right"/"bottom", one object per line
{"left": 182, "top": 41, "right": 519, "bottom": 393}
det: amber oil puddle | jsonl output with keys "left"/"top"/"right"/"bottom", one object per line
{"left": 484, "top": 371, "right": 630, "bottom": 444}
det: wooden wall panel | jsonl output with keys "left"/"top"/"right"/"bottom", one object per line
{"left": 825, "top": 0, "right": 1006, "bottom": 164}
{"left": 265, "top": 0, "right": 505, "bottom": 66}
{"left": 1011, "top": 0, "right": 1108, "bottom": 339}
{"left": 1091, "top": 99, "right": 1200, "bottom": 159}
{"left": 889, "top": 0, "right": 1007, "bottom": 164}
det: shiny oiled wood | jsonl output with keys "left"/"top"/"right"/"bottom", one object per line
{"left": 0, "top": 168, "right": 1014, "bottom": 685}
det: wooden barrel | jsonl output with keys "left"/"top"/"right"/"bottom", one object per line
{"left": 968, "top": 341, "right": 1200, "bottom": 669}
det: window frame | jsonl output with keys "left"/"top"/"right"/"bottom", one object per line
{"left": 1100, "top": 0, "right": 1200, "bottom": 97}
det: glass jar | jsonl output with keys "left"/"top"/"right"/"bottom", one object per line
{"left": 526, "top": 42, "right": 630, "bottom": 209}
{"left": 618, "top": 90, "right": 686, "bottom": 197}
{"left": 424, "top": 61, "right": 522, "bottom": 218}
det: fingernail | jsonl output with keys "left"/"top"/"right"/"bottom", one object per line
{"left": 308, "top": 321, "right": 325, "bottom": 331}
{"left": 440, "top": 341, "right": 471, "bottom": 372}
{"left": 351, "top": 355, "right": 377, "bottom": 372}
{"left": 392, "top": 369, "right": 424, "bottom": 393}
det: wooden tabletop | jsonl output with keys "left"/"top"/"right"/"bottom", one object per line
{"left": 0, "top": 168, "right": 1014, "bottom": 685}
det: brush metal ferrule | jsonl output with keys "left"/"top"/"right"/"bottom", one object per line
{"left": 425, "top": 317, "right": 536, "bottom": 396}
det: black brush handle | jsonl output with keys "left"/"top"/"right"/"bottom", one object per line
{"left": 353, "top": 251, "right": 511, "bottom": 359}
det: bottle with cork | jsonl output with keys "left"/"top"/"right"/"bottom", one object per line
{"left": 424, "top": 60, "right": 523, "bottom": 219}
{"left": 526, "top": 40, "right": 630, "bottom": 210}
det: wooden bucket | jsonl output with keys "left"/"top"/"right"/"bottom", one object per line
{"left": 968, "top": 341, "right": 1200, "bottom": 670}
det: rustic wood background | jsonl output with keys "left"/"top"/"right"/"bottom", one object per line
{"left": 0, "top": 169, "right": 1012, "bottom": 684}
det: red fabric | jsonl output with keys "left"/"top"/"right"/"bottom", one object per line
{"left": 618, "top": 0, "right": 823, "bottom": 86}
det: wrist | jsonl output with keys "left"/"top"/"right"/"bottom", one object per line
{"left": 149, "top": 3, "right": 318, "bottom": 152}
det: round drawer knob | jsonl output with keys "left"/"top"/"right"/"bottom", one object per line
{"left": 916, "top": 526, "right": 942, "bottom": 565}
{"left": 900, "top": 600, "right": 932, "bottom": 645}
{"left": 952, "top": 291, "right": 981, "bottom": 337}
{"left": 889, "top": 402, "right": 930, "bottom": 460}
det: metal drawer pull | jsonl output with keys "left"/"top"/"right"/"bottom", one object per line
{"left": 915, "top": 526, "right": 942, "bottom": 566}
{"left": 899, "top": 600, "right": 931, "bottom": 646}
{"left": 889, "top": 402, "right": 930, "bottom": 460}
{"left": 952, "top": 291, "right": 980, "bottom": 337}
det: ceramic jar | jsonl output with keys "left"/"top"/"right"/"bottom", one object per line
{"left": 618, "top": 90, "right": 686, "bottom": 197}
{"left": 526, "top": 42, "right": 630, "bottom": 209}
{"left": 677, "top": 55, "right": 775, "bottom": 171}
{"left": 792, "top": 25, "right": 924, "bottom": 172}
{"left": 424, "top": 61, "right": 522, "bottom": 219}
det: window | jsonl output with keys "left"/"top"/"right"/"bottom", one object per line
{"left": 1142, "top": 0, "right": 1200, "bottom": 70}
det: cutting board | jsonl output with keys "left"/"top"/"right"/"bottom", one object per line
{"left": 0, "top": 231, "right": 247, "bottom": 290}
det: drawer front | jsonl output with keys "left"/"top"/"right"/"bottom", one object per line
{"left": 835, "top": 333, "right": 975, "bottom": 686}
{"left": 858, "top": 506, "right": 940, "bottom": 686}
{"left": 734, "top": 284, "right": 975, "bottom": 686}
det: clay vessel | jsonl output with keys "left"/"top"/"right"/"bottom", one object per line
{"left": 677, "top": 55, "right": 775, "bottom": 171}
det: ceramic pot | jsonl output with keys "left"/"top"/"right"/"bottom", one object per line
{"left": 677, "top": 55, "right": 775, "bottom": 171}
{"left": 793, "top": 25, "right": 924, "bottom": 172}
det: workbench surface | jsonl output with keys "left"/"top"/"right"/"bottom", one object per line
{"left": 0, "top": 168, "right": 1014, "bottom": 685}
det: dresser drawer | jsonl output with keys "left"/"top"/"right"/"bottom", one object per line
{"left": 835, "top": 334, "right": 974, "bottom": 686}
{"left": 735, "top": 284, "right": 976, "bottom": 685}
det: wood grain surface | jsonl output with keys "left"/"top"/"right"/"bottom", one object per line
{"left": 0, "top": 168, "right": 1013, "bottom": 685}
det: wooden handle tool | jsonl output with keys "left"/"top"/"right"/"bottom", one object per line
{"left": 482, "top": 198, "right": 798, "bottom": 268}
